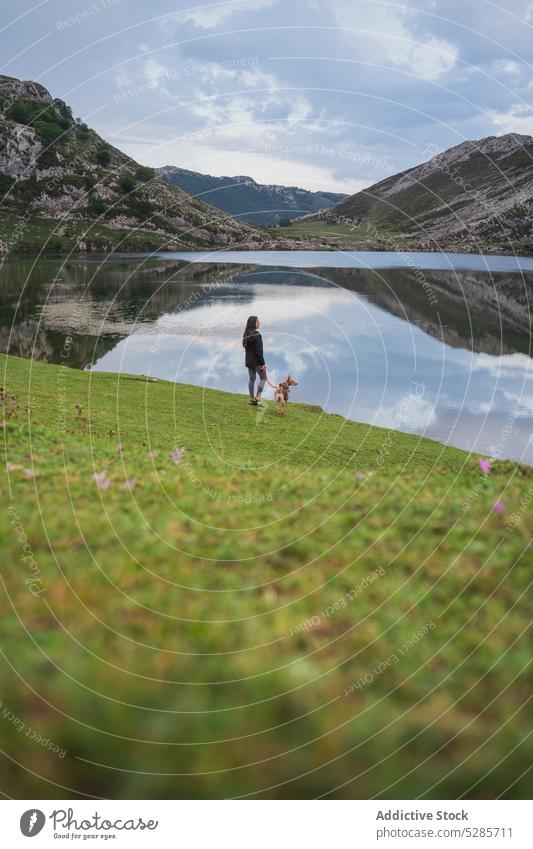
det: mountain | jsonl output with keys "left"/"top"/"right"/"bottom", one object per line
{"left": 322, "top": 266, "right": 533, "bottom": 356}
{"left": 0, "top": 256, "right": 237, "bottom": 368}
{"left": 0, "top": 75, "right": 265, "bottom": 254}
{"left": 157, "top": 166, "right": 347, "bottom": 227}
{"left": 305, "top": 134, "right": 533, "bottom": 253}
{"left": 3, "top": 76, "right": 530, "bottom": 256}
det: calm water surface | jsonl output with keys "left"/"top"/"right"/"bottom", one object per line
{"left": 154, "top": 249, "right": 533, "bottom": 273}
{"left": 2, "top": 253, "right": 532, "bottom": 463}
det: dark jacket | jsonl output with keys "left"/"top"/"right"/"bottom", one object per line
{"left": 244, "top": 330, "right": 265, "bottom": 369}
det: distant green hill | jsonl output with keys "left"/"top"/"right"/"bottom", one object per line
{"left": 157, "top": 165, "right": 347, "bottom": 226}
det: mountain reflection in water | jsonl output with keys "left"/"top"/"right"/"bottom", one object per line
{"left": 1, "top": 255, "right": 532, "bottom": 463}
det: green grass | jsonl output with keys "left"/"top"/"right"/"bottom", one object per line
{"left": 271, "top": 220, "right": 360, "bottom": 241}
{"left": 271, "top": 218, "right": 402, "bottom": 245}
{"left": 0, "top": 214, "right": 192, "bottom": 254}
{"left": 1, "top": 353, "right": 531, "bottom": 799}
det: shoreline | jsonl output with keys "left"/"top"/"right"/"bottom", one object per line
{"left": 146, "top": 248, "right": 533, "bottom": 273}
{"left": 5, "top": 352, "right": 532, "bottom": 466}
{"left": 4, "top": 246, "right": 533, "bottom": 271}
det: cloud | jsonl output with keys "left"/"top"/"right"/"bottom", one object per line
{"left": 374, "top": 393, "right": 437, "bottom": 430}
{"left": 3, "top": 0, "right": 533, "bottom": 189}
{"left": 332, "top": 0, "right": 458, "bottom": 80}
{"left": 488, "top": 105, "right": 533, "bottom": 136}
{"left": 171, "top": 0, "right": 279, "bottom": 30}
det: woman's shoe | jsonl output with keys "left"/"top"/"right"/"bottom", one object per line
{"left": 249, "top": 398, "right": 259, "bottom": 405}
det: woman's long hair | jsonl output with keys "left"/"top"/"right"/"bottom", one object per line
{"left": 242, "top": 315, "right": 257, "bottom": 348}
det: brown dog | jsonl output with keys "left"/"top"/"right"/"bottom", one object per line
{"left": 274, "top": 375, "right": 298, "bottom": 416}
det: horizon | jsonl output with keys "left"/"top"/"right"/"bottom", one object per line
{"left": 2, "top": 0, "right": 533, "bottom": 193}
{"left": 9, "top": 66, "right": 533, "bottom": 198}
{"left": 4, "top": 68, "right": 533, "bottom": 199}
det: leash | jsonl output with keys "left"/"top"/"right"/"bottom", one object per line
{"left": 261, "top": 366, "right": 278, "bottom": 389}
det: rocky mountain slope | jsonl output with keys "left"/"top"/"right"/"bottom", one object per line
{"left": 0, "top": 75, "right": 266, "bottom": 254}
{"left": 323, "top": 266, "right": 533, "bottom": 356}
{"left": 157, "top": 166, "right": 346, "bottom": 227}
{"left": 0, "top": 256, "right": 234, "bottom": 367}
{"left": 307, "top": 134, "right": 533, "bottom": 254}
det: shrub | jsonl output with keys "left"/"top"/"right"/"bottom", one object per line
{"left": 118, "top": 173, "right": 136, "bottom": 194}
{"left": 43, "top": 236, "right": 63, "bottom": 253}
{"left": 14, "top": 179, "right": 41, "bottom": 203}
{"left": 135, "top": 165, "right": 155, "bottom": 184}
{"left": 33, "top": 119, "right": 65, "bottom": 145}
{"left": 6, "top": 99, "right": 71, "bottom": 149}
{"left": 63, "top": 174, "right": 87, "bottom": 190}
{"left": 96, "top": 147, "right": 111, "bottom": 166}
{"left": 0, "top": 173, "right": 14, "bottom": 196}
{"left": 37, "top": 148, "right": 59, "bottom": 169}
{"left": 54, "top": 99, "right": 73, "bottom": 123}
{"left": 6, "top": 99, "right": 40, "bottom": 125}
{"left": 88, "top": 196, "right": 108, "bottom": 216}
{"left": 130, "top": 198, "right": 153, "bottom": 220}
{"left": 7, "top": 99, "right": 69, "bottom": 131}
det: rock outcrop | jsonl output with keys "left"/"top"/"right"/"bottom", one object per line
{"left": 0, "top": 75, "right": 265, "bottom": 254}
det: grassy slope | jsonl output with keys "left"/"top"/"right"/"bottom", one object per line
{"left": 0, "top": 214, "right": 178, "bottom": 255}
{"left": 0, "top": 353, "right": 531, "bottom": 799}
{"left": 268, "top": 218, "right": 404, "bottom": 246}
{"left": 303, "top": 145, "right": 533, "bottom": 253}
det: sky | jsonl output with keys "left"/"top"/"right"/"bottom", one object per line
{"left": 2, "top": 0, "right": 533, "bottom": 193}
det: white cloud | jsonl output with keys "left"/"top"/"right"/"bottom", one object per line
{"left": 116, "top": 131, "right": 364, "bottom": 191}
{"left": 172, "top": 0, "right": 278, "bottom": 29}
{"left": 332, "top": 0, "right": 457, "bottom": 80}
{"left": 143, "top": 58, "right": 170, "bottom": 87}
{"left": 374, "top": 393, "right": 437, "bottom": 430}
{"left": 55, "top": 0, "right": 531, "bottom": 192}
{"left": 405, "top": 37, "right": 458, "bottom": 80}
{"left": 494, "top": 59, "right": 521, "bottom": 75}
{"left": 488, "top": 104, "right": 533, "bottom": 136}
{"left": 501, "top": 388, "right": 533, "bottom": 416}
{"left": 469, "top": 352, "right": 533, "bottom": 378}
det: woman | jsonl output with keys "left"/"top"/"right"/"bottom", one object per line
{"left": 243, "top": 315, "right": 266, "bottom": 405}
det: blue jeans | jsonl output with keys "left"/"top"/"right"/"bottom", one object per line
{"left": 248, "top": 366, "right": 266, "bottom": 398}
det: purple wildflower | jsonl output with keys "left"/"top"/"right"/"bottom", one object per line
{"left": 93, "top": 470, "right": 112, "bottom": 490}
{"left": 171, "top": 447, "right": 186, "bottom": 465}
{"left": 492, "top": 499, "right": 505, "bottom": 514}
{"left": 119, "top": 478, "right": 137, "bottom": 490}
{"left": 479, "top": 458, "right": 492, "bottom": 475}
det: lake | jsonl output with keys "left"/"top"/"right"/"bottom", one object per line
{"left": 2, "top": 252, "right": 532, "bottom": 463}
